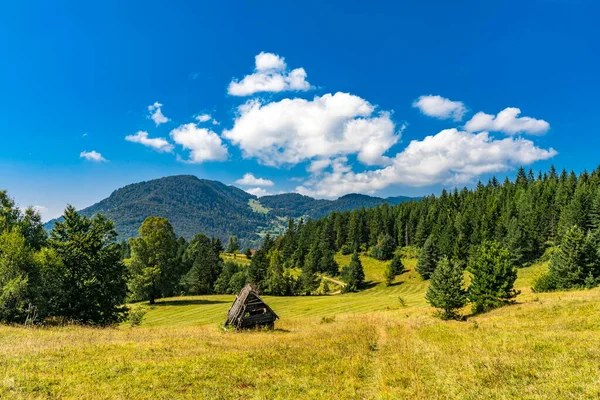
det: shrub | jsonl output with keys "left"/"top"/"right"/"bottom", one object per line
{"left": 128, "top": 306, "right": 147, "bottom": 327}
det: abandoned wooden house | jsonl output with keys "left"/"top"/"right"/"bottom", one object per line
{"left": 224, "top": 284, "right": 278, "bottom": 329}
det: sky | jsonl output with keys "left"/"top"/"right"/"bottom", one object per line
{"left": 1, "top": 0, "right": 599, "bottom": 221}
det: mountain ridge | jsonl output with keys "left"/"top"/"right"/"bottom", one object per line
{"left": 44, "top": 175, "right": 418, "bottom": 247}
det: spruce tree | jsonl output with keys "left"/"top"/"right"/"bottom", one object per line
{"left": 425, "top": 257, "right": 467, "bottom": 320}
{"left": 545, "top": 225, "right": 598, "bottom": 289}
{"left": 416, "top": 235, "right": 438, "bottom": 280}
{"left": 342, "top": 251, "right": 364, "bottom": 292}
{"left": 468, "top": 241, "right": 519, "bottom": 313}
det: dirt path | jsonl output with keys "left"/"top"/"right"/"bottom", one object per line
{"left": 319, "top": 275, "right": 347, "bottom": 288}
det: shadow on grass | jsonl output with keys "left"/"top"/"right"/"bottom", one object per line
{"left": 387, "top": 281, "right": 405, "bottom": 287}
{"left": 361, "top": 281, "right": 379, "bottom": 290}
{"left": 153, "top": 299, "right": 229, "bottom": 306}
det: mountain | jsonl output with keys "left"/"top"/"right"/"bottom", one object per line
{"left": 259, "top": 193, "right": 415, "bottom": 219}
{"left": 45, "top": 175, "right": 418, "bottom": 247}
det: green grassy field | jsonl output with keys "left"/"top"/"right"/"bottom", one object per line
{"left": 2, "top": 255, "right": 600, "bottom": 399}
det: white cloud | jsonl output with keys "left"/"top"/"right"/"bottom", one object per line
{"left": 464, "top": 107, "right": 550, "bottom": 135}
{"left": 80, "top": 150, "right": 107, "bottom": 162}
{"left": 413, "top": 95, "right": 467, "bottom": 121}
{"left": 195, "top": 114, "right": 212, "bottom": 123}
{"left": 170, "top": 123, "right": 228, "bottom": 163}
{"left": 125, "top": 131, "right": 174, "bottom": 153}
{"left": 296, "top": 128, "right": 557, "bottom": 198}
{"left": 235, "top": 173, "right": 274, "bottom": 187}
{"left": 222, "top": 92, "right": 401, "bottom": 167}
{"left": 228, "top": 52, "right": 312, "bottom": 96}
{"left": 148, "top": 102, "right": 170, "bottom": 126}
{"left": 245, "top": 187, "right": 269, "bottom": 197}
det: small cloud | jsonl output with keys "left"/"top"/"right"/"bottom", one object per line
{"left": 125, "top": 131, "right": 174, "bottom": 153}
{"left": 190, "top": 72, "right": 200, "bottom": 80}
{"left": 80, "top": 150, "right": 107, "bottom": 162}
{"left": 148, "top": 102, "right": 170, "bottom": 126}
{"left": 228, "top": 52, "right": 313, "bottom": 96}
{"left": 464, "top": 107, "right": 550, "bottom": 135}
{"left": 413, "top": 95, "right": 467, "bottom": 121}
{"left": 82, "top": 132, "right": 88, "bottom": 137}
{"left": 235, "top": 173, "right": 275, "bottom": 187}
{"left": 245, "top": 187, "right": 269, "bottom": 197}
{"left": 195, "top": 114, "right": 212, "bottom": 123}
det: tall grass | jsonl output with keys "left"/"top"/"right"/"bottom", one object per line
{"left": 1, "top": 255, "right": 599, "bottom": 399}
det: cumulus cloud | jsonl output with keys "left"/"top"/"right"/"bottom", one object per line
{"left": 413, "top": 95, "right": 467, "bottom": 121}
{"left": 228, "top": 52, "right": 312, "bottom": 96}
{"left": 170, "top": 123, "right": 228, "bottom": 163}
{"left": 80, "top": 150, "right": 107, "bottom": 162}
{"left": 464, "top": 107, "right": 550, "bottom": 135}
{"left": 245, "top": 187, "right": 269, "bottom": 197}
{"left": 195, "top": 114, "right": 212, "bottom": 123}
{"left": 125, "top": 131, "right": 174, "bottom": 153}
{"left": 235, "top": 173, "right": 274, "bottom": 187}
{"left": 148, "top": 102, "right": 170, "bottom": 126}
{"left": 222, "top": 92, "right": 401, "bottom": 167}
{"left": 296, "top": 128, "right": 557, "bottom": 198}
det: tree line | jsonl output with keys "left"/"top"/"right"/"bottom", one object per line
{"left": 2, "top": 164, "right": 600, "bottom": 324}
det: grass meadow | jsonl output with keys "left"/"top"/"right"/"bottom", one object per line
{"left": 1, "top": 254, "right": 600, "bottom": 399}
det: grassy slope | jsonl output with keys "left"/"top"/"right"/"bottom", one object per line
{"left": 2, "top": 256, "right": 600, "bottom": 399}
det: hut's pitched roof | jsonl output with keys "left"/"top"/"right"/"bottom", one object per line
{"left": 225, "top": 284, "right": 278, "bottom": 328}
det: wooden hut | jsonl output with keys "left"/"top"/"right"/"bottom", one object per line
{"left": 224, "top": 284, "right": 278, "bottom": 329}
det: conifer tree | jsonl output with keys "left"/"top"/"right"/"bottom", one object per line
{"left": 425, "top": 257, "right": 467, "bottom": 320}
{"left": 468, "top": 241, "right": 518, "bottom": 313}
{"left": 416, "top": 235, "right": 438, "bottom": 279}
{"left": 342, "top": 251, "right": 364, "bottom": 292}
{"left": 544, "top": 225, "right": 598, "bottom": 290}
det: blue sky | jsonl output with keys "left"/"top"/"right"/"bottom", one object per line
{"left": 1, "top": 0, "right": 599, "bottom": 221}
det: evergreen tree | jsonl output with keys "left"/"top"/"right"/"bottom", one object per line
{"left": 264, "top": 249, "right": 288, "bottom": 295}
{"left": 383, "top": 255, "right": 404, "bottom": 286}
{"left": 181, "top": 233, "right": 222, "bottom": 295}
{"left": 370, "top": 233, "right": 396, "bottom": 261}
{"left": 390, "top": 254, "right": 405, "bottom": 275}
{"left": 300, "top": 243, "right": 320, "bottom": 294}
{"left": 425, "top": 257, "right": 467, "bottom": 320}
{"left": 47, "top": 206, "right": 127, "bottom": 323}
{"left": 543, "top": 225, "right": 598, "bottom": 290}
{"left": 468, "top": 241, "right": 518, "bottom": 313}
{"left": 342, "top": 251, "right": 365, "bottom": 292}
{"left": 416, "top": 235, "right": 438, "bottom": 279}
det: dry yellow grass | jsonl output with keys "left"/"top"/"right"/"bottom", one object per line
{"left": 1, "top": 256, "right": 599, "bottom": 399}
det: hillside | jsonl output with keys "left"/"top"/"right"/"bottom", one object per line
{"left": 259, "top": 192, "right": 415, "bottom": 219}
{"left": 45, "top": 175, "right": 269, "bottom": 244}
{"left": 44, "top": 175, "right": 417, "bottom": 245}
{"left": 3, "top": 255, "right": 600, "bottom": 399}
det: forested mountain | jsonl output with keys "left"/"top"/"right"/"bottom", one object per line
{"left": 44, "top": 175, "right": 417, "bottom": 246}
{"left": 45, "top": 176, "right": 270, "bottom": 245}
{"left": 259, "top": 193, "right": 414, "bottom": 218}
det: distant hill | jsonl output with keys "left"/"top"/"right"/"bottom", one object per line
{"left": 45, "top": 175, "right": 418, "bottom": 247}
{"left": 259, "top": 192, "right": 415, "bottom": 219}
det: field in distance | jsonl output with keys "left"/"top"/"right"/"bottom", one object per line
{"left": 1, "top": 254, "right": 600, "bottom": 399}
